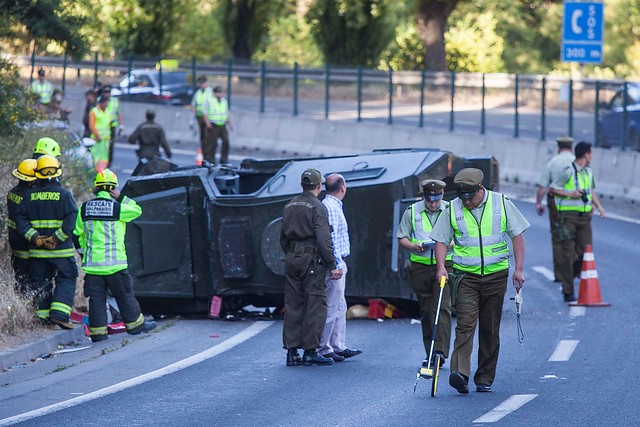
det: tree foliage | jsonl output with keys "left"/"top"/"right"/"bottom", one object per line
{"left": 0, "top": 60, "right": 41, "bottom": 139}
{"left": 307, "top": 0, "right": 395, "bottom": 67}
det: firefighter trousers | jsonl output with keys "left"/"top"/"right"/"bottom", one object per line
{"left": 29, "top": 257, "right": 78, "bottom": 322}
{"left": 84, "top": 269, "right": 144, "bottom": 340}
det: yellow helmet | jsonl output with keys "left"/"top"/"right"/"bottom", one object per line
{"left": 12, "top": 159, "right": 38, "bottom": 182}
{"left": 94, "top": 169, "right": 119, "bottom": 188}
{"left": 33, "top": 137, "right": 61, "bottom": 158}
{"left": 35, "top": 155, "right": 62, "bottom": 179}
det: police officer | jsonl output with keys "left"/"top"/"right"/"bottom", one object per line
{"left": 203, "top": 86, "right": 234, "bottom": 164}
{"left": 280, "top": 168, "right": 341, "bottom": 366}
{"left": 549, "top": 142, "right": 605, "bottom": 302}
{"left": 397, "top": 179, "right": 452, "bottom": 370}
{"left": 15, "top": 155, "right": 78, "bottom": 328}
{"left": 73, "top": 170, "right": 157, "bottom": 342}
{"left": 33, "top": 137, "right": 61, "bottom": 160}
{"left": 31, "top": 69, "right": 53, "bottom": 110}
{"left": 7, "top": 159, "right": 38, "bottom": 291}
{"left": 191, "top": 75, "right": 211, "bottom": 147}
{"left": 431, "top": 168, "right": 530, "bottom": 394}
{"left": 535, "top": 136, "right": 574, "bottom": 282}
{"left": 89, "top": 95, "right": 111, "bottom": 172}
{"left": 127, "top": 109, "right": 172, "bottom": 161}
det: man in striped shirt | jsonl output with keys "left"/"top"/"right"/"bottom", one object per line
{"left": 320, "top": 174, "right": 362, "bottom": 362}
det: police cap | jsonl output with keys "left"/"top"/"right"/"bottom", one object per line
{"left": 301, "top": 168, "right": 325, "bottom": 186}
{"left": 421, "top": 179, "right": 446, "bottom": 201}
{"left": 454, "top": 168, "right": 483, "bottom": 199}
{"left": 213, "top": 86, "right": 223, "bottom": 93}
{"left": 556, "top": 135, "right": 573, "bottom": 149}
{"left": 197, "top": 75, "right": 207, "bottom": 84}
{"left": 38, "top": 69, "right": 45, "bottom": 76}
{"left": 102, "top": 85, "right": 112, "bottom": 92}
{"left": 146, "top": 108, "right": 156, "bottom": 119}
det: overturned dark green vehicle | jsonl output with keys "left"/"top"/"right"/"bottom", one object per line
{"left": 121, "top": 149, "right": 498, "bottom": 314}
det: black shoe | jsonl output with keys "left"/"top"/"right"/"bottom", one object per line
{"left": 130, "top": 320, "right": 157, "bottom": 335}
{"left": 476, "top": 384, "right": 492, "bottom": 393}
{"left": 91, "top": 334, "right": 108, "bottom": 343}
{"left": 563, "top": 294, "right": 577, "bottom": 303}
{"left": 303, "top": 350, "right": 334, "bottom": 366}
{"left": 50, "top": 317, "right": 74, "bottom": 330}
{"left": 335, "top": 348, "right": 362, "bottom": 359}
{"left": 449, "top": 371, "right": 469, "bottom": 394}
{"left": 553, "top": 278, "right": 561, "bottom": 283}
{"left": 430, "top": 351, "right": 446, "bottom": 368}
{"left": 324, "top": 352, "right": 345, "bottom": 362}
{"left": 286, "top": 348, "right": 303, "bottom": 366}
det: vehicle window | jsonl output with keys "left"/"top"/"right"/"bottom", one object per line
{"left": 160, "top": 72, "right": 188, "bottom": 85}
{"left": 131, "top": 75, "right": 153, "bottom": 88}
{"left": 611, "top": 91, "right": 638, "bottom": 109}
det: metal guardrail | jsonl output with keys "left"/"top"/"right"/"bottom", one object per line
{"left": 14, "top": 54, "right": 639, "bottom": 150}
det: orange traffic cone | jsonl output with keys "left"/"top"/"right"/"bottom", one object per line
{"left": 195, "top": 149, "right": 203, "bottom": 166}
{"left": 570, "top": 244, "right": 610, "bottom": 307}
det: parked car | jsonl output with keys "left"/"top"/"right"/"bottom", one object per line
{"left": 111, "top": 69, "right": 194, "bottom": 105}
{"left": 598, "top": 82, "right": 640, "bottom": 151}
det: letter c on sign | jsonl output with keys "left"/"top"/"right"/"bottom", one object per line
{"left": 571, "top": 9, "right": 583, "bottom": 35}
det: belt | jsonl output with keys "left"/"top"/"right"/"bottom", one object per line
{"left": 562, "top": 211, "right": 590, "bottom": 217}
{"left": 288, "top": 246, "right": 315, "bottom": 254}
{"left": 289, "top": 241, "right": 316, "bottom": 254}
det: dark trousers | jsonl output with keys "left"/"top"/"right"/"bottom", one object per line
{"left": 29, "top": 257, "right": 78, "bottom": 322}
{"left": 409, "top": 262, "right": 452, "bottom": 358}
{"left": 558, "top": 212, "right": 592, "bottom": 296}
{"left": 450, "top": 269, "right": 508, "bottom": 386}
{"left": 203, "top": 123, "right": 229, "bottom": 164}
{"left": 84, "top": 269, "right": 143, "bottom": 337}
{"left": 11, "top": 255, "right": 30, "bottom": 294}
{"left": 282, "top": 252, "right": 328, "bottom": 351}
{"left": 197, "top": 116, "right": 207, "bottom": 145}
{"left": 108, "top": 126, "right": 116, "bottom": 167}
{"left": 547, "top": 195, "right": 562, "bottom": 280}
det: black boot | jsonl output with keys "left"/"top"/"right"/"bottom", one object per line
{"left": 303, "top": 350, "right": 334, "bottom": 366}
{"left": 286, "top": 348, "right": 302, "bottom": 366}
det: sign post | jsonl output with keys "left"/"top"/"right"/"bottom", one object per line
{"left": 561, "top": 1, "right": 604, "bottom": 64}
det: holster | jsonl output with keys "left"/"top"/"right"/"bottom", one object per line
{"left": 448, "top": 271, "right": 466, "bottom": 307}
{"left": 556, "top": 213, "right": 574, "bottom": 241}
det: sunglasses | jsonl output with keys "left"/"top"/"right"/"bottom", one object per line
{"left": 457, "top": 188, "right": 479, "bottom": 200}
{"left": 426, "top": 193, "right": 444, "bottom": 202}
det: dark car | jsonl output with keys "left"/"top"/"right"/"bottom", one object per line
{"left": 598, "top": 83, "right": 640, "bottom": 151}
{"left": 111, "top": 69, "right": 194, "bottom": 105}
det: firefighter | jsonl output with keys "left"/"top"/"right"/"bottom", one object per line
{"left": 15, "top": 155, "right": 78, "bottom": 328}
{"left": 33, "top": 137, "right": 61, "bottom": 159}
{"left": 88, "top": 95, "right": 111, "bottom": 172}
{"left": 73, "top": 169, "right": 157, "bottom": 342}
{"left": 7, "top": 159, "right": 38, "bottom": 291}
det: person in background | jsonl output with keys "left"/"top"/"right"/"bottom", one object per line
{"left": 31, "top": 69, "right": 53, "bottom": 111}
{"left": 83, "top": 89, "right": 97, "bottom": 138}
{"left": 88, "top": 96, "right": 111, "bottom": 172}
{"left": 191, "top": 75, "right": 211, "bottom": 148}
{"left": 128, "top": 109, "right": 172, "bottom": 161}
{"left": 203, "top": 86, "right": 233, "bottom": 165}
{"left": 100, "top": 85, "right": 123, "bottom": 166}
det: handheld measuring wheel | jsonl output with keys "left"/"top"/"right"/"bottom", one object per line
{"left": 413, "top": 276, "right": 447, "bottom": 397}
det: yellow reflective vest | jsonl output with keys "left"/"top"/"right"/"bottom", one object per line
{"left": 408, "top": 201, "right": 452, "bottom": 265}
{"left": 555, "top": 164, "right": 593, "bottom": 213}
{"left": 207, "top": 97, "right": 229, "bottom": 125}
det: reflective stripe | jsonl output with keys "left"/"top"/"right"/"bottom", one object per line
{"left": 24, "top": 228, "right": 38, "bottom": 240}
{"left": 555, "top": 165, "right": 593, "bottom": 212}
{"left": 30, "top": 248, "right": 76, "bottom": 258}
{"left": 32, "top": 81, "right": 53, "bottom": 103}
{"left": 125, "top": 313, "right": 145, "bottom": 331}
{"left": 82, "top": 219, "right": 127, "bottom": 268}
{"left": 30, "top": 219, "right": 63, "bottom": 228}
{"left": 90, "top": 326, "right": 108, "bottom": 335}
{"left": 91, "top": 106, "right": 112, "bottom": 141}
{"left": 7, "top": 219, "right": 16, "bottom": 229}
{"left": 84, "top": 220, "right": 94, "bottom": 266}
{"left": 36, "top": 309, "right": 50, "bottom": 319}
{"left": 54, "top": 229, "right": 68, "bottom": 241}
{"left": 50, "top": 301, "right": 71, "bottom": 316}
{"left": 207, "top": 98, "right": 229, "bottom": 125}
{"left": 451, "top": 191, "right": 509, "bottom": 275}
{"left": 11, "top": 249, "right": 29, "bottom": 259}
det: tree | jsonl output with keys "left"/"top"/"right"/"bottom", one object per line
{"left": 414, "top": 0, "right": 461, "bottom": 71}
{"left": 307, "top": 0, "right": 395, "bottom": 67}
{"left": 219, "top": 0, "right": 279, "bottom": 63}
{"left": 0, "top": 0, "right": 87, "bottom": 56}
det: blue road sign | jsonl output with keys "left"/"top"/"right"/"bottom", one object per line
{"left": 561, "top": 1, "right": 604, "bottom": 64}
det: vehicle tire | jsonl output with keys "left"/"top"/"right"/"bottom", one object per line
{"left": 631, "top": 130, "right": 640, "bottom": 152}
{"left": 597, "top": 128, "right": 610, "bottom": 149}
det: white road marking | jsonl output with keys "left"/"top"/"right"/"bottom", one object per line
{"left": 0, "top": 321, "right": 274, "bottom": 426}
{"left": 549, "top": 339, "right": 579, "bottom": 362}
{"left": 532, "top": 266, "right": 555, "bottom": 282}
{"left": 569, "top": 306, "right": 586, "bottom": 317}
{"left": 473, "top": 394, "right": 538, "bottom": 423}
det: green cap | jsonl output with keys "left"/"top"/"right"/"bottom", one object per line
{"left": 556, "top": 136, "right": 573, "bottom": 148}
{"left": 454, "top": 168, "right": 483, "bottom": 198}
{"left": 301, "top": 168, "right": 325, "bottom": 186}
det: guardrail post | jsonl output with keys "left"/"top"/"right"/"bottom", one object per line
{"left": 450, "top": 71, "right": 455, "bottom": 131}
{"left": 127, "top": 54, "right": 132, "bottom": 98}
{"left": 191, "top": 57, "right": 196, "bottom": 93}
{"left": 622, "top": 81, "right": 629, "bottom": 150}
{"left": 293, "top": 62, "right": 299, "bottom": 116}
{"left": 324, "top": 63, "right": 330, "bottom": 119}
{"left": 541, "top": 77, "right": 546, "bottom": 141}
{"left": 158, "top": 56, "right": 163, "bottom": 100}
{"left": 93, "top": 52, "right": 98, "bottom": 88}
{"left": 260, "top": 60, "right": 266, "bottom": 113}
{"left": 594, "top": 80, "right": 600, "bottom": 147}
{"left": 62, "top": 52, "right": 67, "bottom": 92}
{"left": 480, "top": 73, "right": 486, "bottom": 134}
{"left": 514, "top": 74, "right": 519, "bottom": 138}
{"left": 227, "top": 58, "right": 232, "bottom": 108}
{"left": 357, "top": 66, "right": 363, "bottom": 122}
{"left": 568, "top": 79, "right": 574, "bottom": 137}
{"left": 388, "top": 66, "right": 393, "bottom": 125}
{"left": 419, "top": 69, "right": 425, "bottom": 128}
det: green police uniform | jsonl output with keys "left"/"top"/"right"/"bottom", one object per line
{"left": 431, "top": 168, "right": 529, "bottom": 390}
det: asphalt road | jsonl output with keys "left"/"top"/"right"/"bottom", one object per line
{"left": 1, "top": 199, "right": 638, "bottom": 426}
